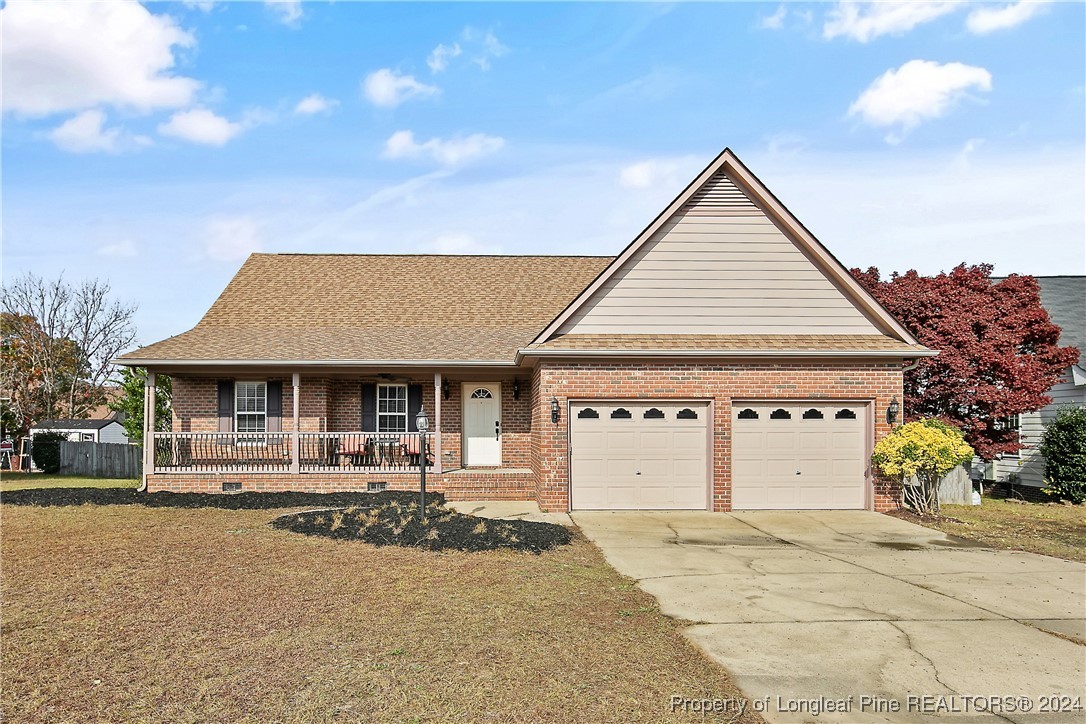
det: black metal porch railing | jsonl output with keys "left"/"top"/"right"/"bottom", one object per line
{"left": 150, "top": 431, "right": 432, "bottom": 474}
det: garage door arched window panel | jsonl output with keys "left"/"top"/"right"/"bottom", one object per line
{"left": 577, "top": 408, "right": 599, "bottom": 419}
{"left": 470, "top": 388, "right": 493, "bottom": 399}
{"left": 610, "top": 408, "right": 632, "bottom": 419}
{"left": 676, "top": 408, "right": 698, "bottom": 420}
{"left": 737, "top": 408, "right": 759, "bottom": 420}
{"left": 835, "top": 409, "right": 857, "bottom": 420}
{"left": 769, "top": 408, "right": 791, "bottom": 420}
{"left": 802, "top": 409, "right": 824, "bottom": 420}
{"left": 643, "top": 408, "right": 665, "bottom": 419}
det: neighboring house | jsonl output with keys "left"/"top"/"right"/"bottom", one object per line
{"left": 29, "top": 418, "right": 130, "bottom": 444}
{"left": 990, "top": 276, "right": 1085, "bottom": 489}
{"left": 117, "top": 149, "right": 934, "bottom": 512}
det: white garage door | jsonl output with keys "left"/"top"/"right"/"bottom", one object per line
{"left": 570, "top": 401, "right": 709, "bottom": 510}
{"left": 731, "top": 402, "right": 867, "bottom": 510}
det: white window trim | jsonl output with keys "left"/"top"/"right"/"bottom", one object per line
{"left": 235, "top": 380, "right": 268, "bottom": 443}
{"left": 1001, "top": 413, "right": 1022, "bottom": 458}
{"left": 377, "top": 383, "right": 409, "bottom": 433}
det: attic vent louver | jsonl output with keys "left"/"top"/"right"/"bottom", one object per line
{"left": 682, "top": 171, "right": 759, "bottom": 215}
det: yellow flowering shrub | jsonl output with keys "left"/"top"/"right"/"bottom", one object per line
{"left": 872, "top": 419, "right": 974, "bottom": 481}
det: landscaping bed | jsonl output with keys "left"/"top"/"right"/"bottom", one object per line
{"left": 0, "top": 486, "right": 439, "bottom": 511}
{"left": 271, "top": 500, "right": 571, "bottom": 553}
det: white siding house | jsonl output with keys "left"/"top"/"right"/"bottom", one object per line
{"left": 29, "top": 419, "right": 131, "bottom": 445}
{"left": 991, "top": 276, "right": 1085, "bottom": 489}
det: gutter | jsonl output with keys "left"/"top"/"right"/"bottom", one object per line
{"left": 113, "top": 358, "right": 518, "bottom": 368}
{"left": 515, "top": 347, "right": 940, "bottom": 365}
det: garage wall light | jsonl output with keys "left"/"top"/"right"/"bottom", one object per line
{"left": 513, "top": 379, "right": 521, "bottom": 399}
{"left": 441, "top": 377, "right": 450, "bottom": 400}
{"left": 550, "top": 397, "right": 560, "bottom": 424}
{"left": 887, "top": 396, "right": 900, "bottom": 426}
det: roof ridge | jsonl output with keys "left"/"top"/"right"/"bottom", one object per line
{"left": 256, "top": 253, "right": 615, "bottom": 259}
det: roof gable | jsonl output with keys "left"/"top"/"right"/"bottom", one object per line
{"left": 534, "top": 149, "right": 919, "bottom": 344}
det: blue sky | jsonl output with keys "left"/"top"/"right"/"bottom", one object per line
{"left": 3, "top": 1, "right": 1084, "bottom": 347}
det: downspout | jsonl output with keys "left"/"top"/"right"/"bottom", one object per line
{"left": 901, "top": 358, "right": 921, "bottom": 372}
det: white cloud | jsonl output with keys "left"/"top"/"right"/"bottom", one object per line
{"left": 1, "top": 0, "right": 200, "bottom": 117}
{"left": 966, "top": 1, "right": 1050, "bottom": 34}
{"left": 424, "top": 233, "right": 504, "bottom": 255}
{"left": 618, "top": 160, "right": 681, "bottom": 189}
{"left": 759, "top": 5, "right": 788, "bottom": 30}
{"left": 848, "top": 60, "right": 992, "bottom": 142}
{"left": 158, "top": 108, "right": 246, "bottom": 146}
{"left": 48, "top": 110, "right": 124, "bottom": 153}
{"left": 293, "top": 94, "right": 338, "bottom": 115}
{"left": 382, "top": 130, "right": 505, "bottom": 166}
{"left": 203, "top": 216, "right": 262, "bottom": 261}
{"left": 823, "top": 1, "right": 959, "bottom": 42}
{"left": 427, "top": 43, "right": 462, "bottom": 73}
{"left": 467, "top": 29, "right": 509, "bottom": 71}
{"left": 362, "top": 69, "right": 439, "bottom": 108}
{"left": 265, "top": 0, "right": 303, "bottom": 27}
{"left": 96, "top": 239, "right": 139, "bottom": 258}
{"left": 181, "top": 1, "right": 218, "bottom": 12}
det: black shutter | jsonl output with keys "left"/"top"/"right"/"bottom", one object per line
{"left": 266, "top": 381, "right": 282, "bottom": 432}
{"left": 217, "top": 380, "right": 234, "bottom": 432}
{"left": 361, "top": 383, "right": 376, "bottom": 431}
{"left": 407, "top": 384, "right": 423, "bottom": 432}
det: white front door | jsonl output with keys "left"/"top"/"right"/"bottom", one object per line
{"left": 463, "top": 383, "right": 501, "bottom": 466}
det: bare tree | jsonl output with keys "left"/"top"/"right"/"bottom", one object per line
{"left": 1, "top": 273, "right": 137, "bottom": 427}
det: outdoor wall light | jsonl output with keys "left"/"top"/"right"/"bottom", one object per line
{"left": 513, "top": 379, "right": 521, "bottom": 399}
{"left": 550, "top": 397, "right": 560, "bottom": 424}
{"left": 887, "top": 396, "right": 900, "bottom": 426}
{"left": 441, "top": 377, "right": 450, "bottom": 400}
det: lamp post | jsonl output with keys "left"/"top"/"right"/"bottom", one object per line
{"left": 415, "top": 408, "right": 429, "bottom": 520}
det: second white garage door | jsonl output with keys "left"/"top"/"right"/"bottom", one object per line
{"left": 570, "top": 401, "right": 709, "bottom": 510}
{"left": 731, "top": 402, "right": 867, "bottom": 510}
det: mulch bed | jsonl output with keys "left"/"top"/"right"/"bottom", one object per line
{"left": 270, "top": 501, "right": 572, "bottom": 554}
{"left": 0, "top": 488, "right": 440, "bottom": 510}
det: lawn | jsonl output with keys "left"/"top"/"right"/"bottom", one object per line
{"left": 893, "top": 496, "right": 1086, "bottom": 563}
{"left": 1, "top": 494, "right": 759, "bottom": 722}
{"left": 1, "top": 472, "right": 137, "bottom": 492}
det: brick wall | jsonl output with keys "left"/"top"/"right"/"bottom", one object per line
{"left": 531, "top": 360, "right": 904, "bottom": 513}
{"left": 165, "top": 363, "right": 904, "bottom": 514}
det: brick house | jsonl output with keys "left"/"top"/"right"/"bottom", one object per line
{"left": 118, "top": 149, "right": 934, "bottom": 512}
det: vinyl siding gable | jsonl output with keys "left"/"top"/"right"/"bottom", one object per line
{"left": 556, "top": 170, "right": 882, "bottom": 336}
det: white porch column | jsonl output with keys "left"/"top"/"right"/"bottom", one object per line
{"left": 433, "top": 372, "right": 443, "bottom": 474}
{"left": 291, "top": 372, "right": 301, "bottom": 475}
{"left": 142, "top": 371, "right": 156, "bottom": 488}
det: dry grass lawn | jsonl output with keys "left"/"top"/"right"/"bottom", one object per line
{"left": 894, "top": 496, "right": 1086, "bottom": 563}
{"left": 1, "top": 472, "right": 137, "bottom": 492}
{"left": 1, "top": 498, "right": 759, "bottom": 722}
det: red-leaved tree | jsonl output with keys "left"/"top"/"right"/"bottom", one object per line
{"left": 851, "top": 264, "right": 1079, "bottom": 460}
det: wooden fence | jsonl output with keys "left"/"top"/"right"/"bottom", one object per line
{"left": 59, "top": 441, "right": 142, "bottom": 479}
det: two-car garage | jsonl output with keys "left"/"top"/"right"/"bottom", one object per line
{"left": 568, "top": 400, "right": 868, "bottom": 511}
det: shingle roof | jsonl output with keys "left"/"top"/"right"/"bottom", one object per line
{"left": 1036, "top": 276, "right": 1085, "bottom": 366}
{"left": 120, "top": 254, "right": 612, "bottom": 363}
{"left": 120, "top": 253, "right": 927, "bottom": 365}
{"left": 524, "top": 334, "right": 929, "bottom": 354}
{"left": 32, "top": 419, "right": 119, "bottom": 430}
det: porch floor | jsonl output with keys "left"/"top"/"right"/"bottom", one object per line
{"left": 446, "top": 500, "right": 573, "bottom": 527}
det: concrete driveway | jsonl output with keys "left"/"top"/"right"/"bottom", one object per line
{"left": 573, "top": 510, "right": 1086, "bottom": 723}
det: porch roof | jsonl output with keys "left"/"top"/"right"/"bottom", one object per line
{"left": 118, "top": 254, "right": 612, "bottom": 365}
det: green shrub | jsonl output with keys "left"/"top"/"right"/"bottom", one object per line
{"left": 1040, "top": 406, "right": 1086, "bottom": 503}
{"left": 31, "top": 431, "right": 68, "bottom": 474}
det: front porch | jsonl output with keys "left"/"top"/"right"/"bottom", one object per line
{"left": 141, "top": 369, "right": 538, "bottom": 500}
